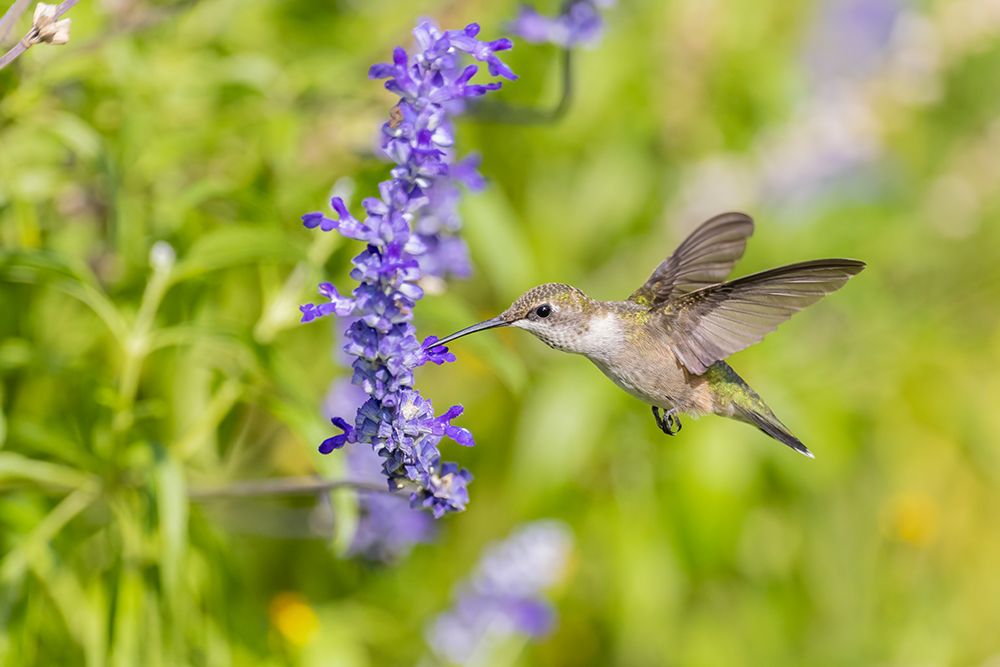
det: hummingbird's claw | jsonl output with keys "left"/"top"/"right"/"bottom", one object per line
{"left": 667, "top": 411, "right": 682, "bottom": 435}
{"left": 652, "top": 406, "right": 682, "bottom": 436}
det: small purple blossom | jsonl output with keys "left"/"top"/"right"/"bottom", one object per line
{"left": 427, "top": 521, "right": 573, "bottom": 664}
{"left": 300, "top": 283, "right": 355, "bottom": 323}
{"left": 509, "top": 0, "right": 612, "bottom": 48}
{"left": 302, "top": 21, "right": 516, "bottom": 516}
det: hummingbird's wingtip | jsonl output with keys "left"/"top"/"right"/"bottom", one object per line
{"left": 800, "top": 447, "right": 815, "bottom": 459}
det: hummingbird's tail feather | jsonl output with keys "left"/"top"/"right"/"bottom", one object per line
{"left": 705, "top": 363, "right": 814, "bottom": 458}
{"left": 732, "top": 403, "right": 814, "bottom": 458}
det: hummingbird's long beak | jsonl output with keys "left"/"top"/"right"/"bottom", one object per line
{"left": 430, "top": 316, "right": 508, "bottom": 347}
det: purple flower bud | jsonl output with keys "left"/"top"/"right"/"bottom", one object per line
{"left": 452, "top": 154, "right": 486, "bottom": 190}
{"left": 421, "top": 336, "right": 457, "bottom": 366}
{"left": 299, "top": 303, "right": 331, "bottom": 323}
{"left": 319, "top": 416, "right": 355, "bottom": 453}
{"left": 328, "top": 197, "right": 369, "bottom": 241}
{"left": 302, "top": 211, "right": 337, "bottom": 231}
{"left": 456, "top": 64, "right": 478, "bottom": 85}
{"left": 368, "top": 63, "right": 395, "bottom": 79}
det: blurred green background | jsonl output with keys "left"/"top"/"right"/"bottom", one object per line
{"left": 3, "top": 0, "right": 1000, "bottom": 665}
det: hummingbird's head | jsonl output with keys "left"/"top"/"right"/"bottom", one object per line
{"left": 431, "top": 283, "right": 595, "bottom": 352}
{"left": 500, "top": 283, "right": 594, "bottom": 351}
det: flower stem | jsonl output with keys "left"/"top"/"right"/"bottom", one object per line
{"left": 254, "top": 230, "right": 339, "bottom": 344}
{"left": 0, "top": 0, "right": 32, "bottom": 45}
{"left": 189, "top": 476, "right": 399, "bottom": 500}
{"left": 111, "top": 259, "right": 172, "bottom": 441}
{"left": 468, "top": 48, "right": 574, "bottom": 124}
{"left": 0, "top": 0, "right": 78, "bottom": 70}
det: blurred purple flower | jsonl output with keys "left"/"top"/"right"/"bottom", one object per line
{"left": 345, "top": 442, "right": 437, "bottom": 561}
{"left": 301, "top": 20, "right": 516, "bottom": 517}
{"left": 804, "top": 0, "right": 900, "bottom": 85}
{"left": 427, "top": 521, "right": 573, "bottom": 664}
{"left": 509, "top": 0, "right": 612, "bottom": 48}
{"left": 754, "top": 0, "right": 902, "bottom": 205}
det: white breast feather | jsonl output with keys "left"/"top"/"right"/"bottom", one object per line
{"left": 579, "top": 313, "right": 621, "bottom": 359}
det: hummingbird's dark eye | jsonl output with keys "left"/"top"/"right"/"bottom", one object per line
{"left": 535, "top": 304, "right": 552, "bottom": 318}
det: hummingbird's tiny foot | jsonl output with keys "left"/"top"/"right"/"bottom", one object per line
{"left": 652, "top": 406, "right": 666, "bottom": 433}
{"left": 652, "top": 406, "right": 682, "bottom": 436}
{"left": 666, "top": 410, "right": 682, "bottom": 435}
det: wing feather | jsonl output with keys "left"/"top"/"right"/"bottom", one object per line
{"left": 659, "top": 259, "right": 866, "bottom": 374}
{"left": 629, "top": 212, "right": 754, "bottom": 306}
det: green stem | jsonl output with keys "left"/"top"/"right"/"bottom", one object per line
{"left": 188, "top": 476, "right": 395, "bottom": 500}
{"left": 468, "top": 48, "right": 574, "bottom": 125}
{"left": 111, "top": 263, "right": 172, "bottom": 440}
{"left": 173, "top": 379, "right": 243, "bottom": 463}
{"left": 253, "top": 229, "right": 339, "bottom": 343}
{"left": 0, "top": 485, "right": 97, "bottom": 584}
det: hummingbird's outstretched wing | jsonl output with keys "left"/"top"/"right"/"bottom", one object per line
{"left": 629, "top": 212, "right": 755, "bottom": 307}
{"left": 657, "top": 259, "right": 866, "bottom": 375}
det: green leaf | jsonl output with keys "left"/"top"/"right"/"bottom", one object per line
{"left": 0, "top": 250, "right": 128, "bottom": 344}
{"left": 47, "top": 112, "right": 103, "bottom": 159}
{"left": 6, "top": 420, "right": 95, "bottom": 471}
{"left": 153, "top": 448, "right": 188, "bottom": 599}
{"left": 148, "top": 325, "right": 261, "bottom": 377}
{"left": 0, "top": 384, "right": 6, "bottom": 450}
{"left": 0, "top": 487, "right": 96, "bottom": 585}
{"left": 0, "top": 452, "right": 96, "bottom": 491}
{"left": 171, "top": 225, "right": 305, "bottom": 283}
{"left": 153, "top": 447, "right": 189, "bottom": 660}
{"left": 173, "top": 379, "right": 244, "bottom": 463}
{"left": 28, "top": 550, "right": 107, "bottom": 667}
{"left": 109, "top": 566, "right": 144, "bottom": 667}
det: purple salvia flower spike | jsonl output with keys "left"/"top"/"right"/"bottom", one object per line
{"left": 302, "top": 20, "right": 516, "bottom": 516}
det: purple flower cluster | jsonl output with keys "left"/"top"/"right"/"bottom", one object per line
{"left": 508, "top": 0, "right": 612, "bottom": 48}
{"left": 301, "top": 21, "right": 516, "bottom": 517}
{"left": 427, "top": 521, "right": 573, "bottom": 664}
{"left": 323, "top": 351, "right": 436, "bottom": 561}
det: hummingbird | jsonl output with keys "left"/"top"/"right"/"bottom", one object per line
{"left": 432, "top": 213, "right": 865, "bottom": 457}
